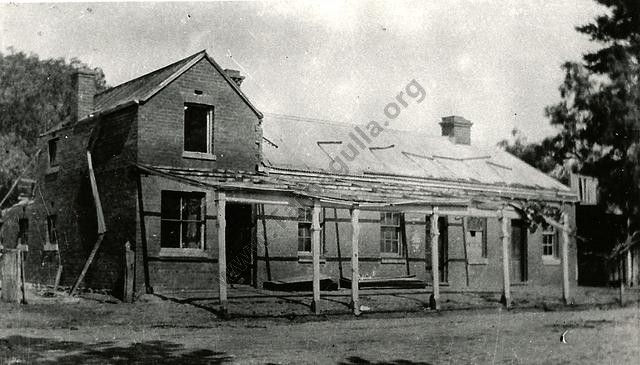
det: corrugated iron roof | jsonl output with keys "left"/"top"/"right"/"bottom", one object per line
{"left": 262, "top": 113, "right": 572, "bottom": 196}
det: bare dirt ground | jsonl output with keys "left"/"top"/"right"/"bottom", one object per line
{"left": 0, "top": 287, "right": 638, "bottom": 364}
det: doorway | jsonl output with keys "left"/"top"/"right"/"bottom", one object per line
{"left": 510, "top": 219, "right": 528, "bottom": 282}
{"left": 225, "top": 203, "right": 254, "bottom": 285}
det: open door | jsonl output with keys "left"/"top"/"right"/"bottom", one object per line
{"left": 510, "top": 219, "right": 528, "bottom": 282}
{"left": 225, "top": 203, "right": 253, "bottom": 285}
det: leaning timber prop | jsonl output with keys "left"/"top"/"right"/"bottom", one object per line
{"left": 460, "top": 217, "right": 470, "bottom": 287}
{"left": 333, "top": 208, "right": 344, "bottom": 281}
{"left": 69, "top": 151, "right": 106, "bottom": 296}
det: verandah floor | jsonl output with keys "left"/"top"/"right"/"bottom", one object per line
{"left": 153, "top": 285, "right": 640, "bottom": 319}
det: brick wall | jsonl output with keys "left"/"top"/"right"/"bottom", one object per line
{"left": 135, "top": 174, "right": 219, "bottom": 293}
{"left": 137, "top": 58, "right": 262, "bottom": 171}
{"left": 20, "top": 104, "right": 139, "bottom": 294}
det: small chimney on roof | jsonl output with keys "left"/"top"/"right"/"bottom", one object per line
{"left": 440, "top": 115, "right": 472, "bottom": 145}
{"left": 224, "top": 69, "right": 245, "bottom": 87}
{"left": 71, "top": 68, "right": 96, "bottom": 122}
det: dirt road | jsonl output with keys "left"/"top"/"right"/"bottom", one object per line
{"left": 0, "top": 299, "right": 638, "bottom": 364}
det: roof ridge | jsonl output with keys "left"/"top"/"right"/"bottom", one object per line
{"left": 264, "top": 112, "right": 445, "bottom": 139}
{"left": 95, "top": 49, "right": 206, "bottom": 98}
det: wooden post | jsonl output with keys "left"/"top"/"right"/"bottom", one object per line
{"left": 429, "top": 208, "right": 440, "bottom": 310}
{"left": 124, "top": 241, "right": 135, "bottom": 303}
{"left": 561, "top": 211, "right": 571, "bottom": 305}
{"left": 260, "top": 204, "right": 272, "bottom": 281}
{"left": 626, "top": 249, "right": 632, "bottom": 287}
{"left": 500, "top": 210, "right": 511, "bottom": 308}
{"left": 136, "top": 173, "right": 152, "bottom": 294}
{"left": 1, "top": 250, "right": 23, "bottom": 303}
{"left": 311, "top": 201, "right": 321, "bottom": 314}
{"left": 619, "top": 262, "right": 625, "bottom": 306}
{"left": 251, "top": 205, "right": 258, "bottom": 288}
{"left": 350, "top": 205, "right": 360, "bottom": 316}
{"left": 217, "top": 191, "right": 228, "bottom": 315}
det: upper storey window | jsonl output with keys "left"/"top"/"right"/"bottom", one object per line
{"left": 184, "top": 103, "right": 214, "bottom": 154}
{"left": 48, "top": 138, "right": 59, "bottom": 168}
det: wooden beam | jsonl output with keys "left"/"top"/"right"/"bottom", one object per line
{"left": 350, "top": 205, "right": 360, "bottom": 316}
{"left": 429, "top": 208, "right": 440, "bottom": 310}
{"left": 136, "top": 173, "right": 152, "bottom": 294}
{"left": 626, "top": 249, "right": 632, "bottom": 287}
{"left": 217, "top": 191, "right": 228, "bottom": 315}
{"left": 69, "top": 234, "right": 104, "bottom": 296}
{"left": 87, "top": 151, "right": 106, "bottom": 234}
{"left": 334, "top": 208, "right": 344, "bottom": 281}
{"left": 619, "top": 262, "right": 625, "bottom": 306}
{"left": 311, "top": 201, "right": 321, "bottom": 314}
{"left": 500, "top": 210, "right": 511, "bottom": 308}
{"left": 69, "top": 151, "right": 107, "bottom": 296}
{"left": 124, "top": 241, "right": 135, "bottom": 303}
{"left": 260, "top": 204, "right": 272, "bottom": 281}
{"left": 562, "top": 211, "right": 571, "bottom": 304}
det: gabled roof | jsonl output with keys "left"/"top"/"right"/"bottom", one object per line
{"left": 93, "top": 50, "right": 262, "bottom": 118}
{"left": 262, "top": 114, "right": 575, "bottom": 201}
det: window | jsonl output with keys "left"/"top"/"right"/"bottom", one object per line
{"left": 48, "top": 138, "right": 59, "bottom": 167}
{"left": 46, "top": 215, "right": 58, "bottom": 245}
{"left": 466, "top": 217, "right": 487, "bottom": 261}
{"left": 298, "top": 208, "right": 312, "bottom": 252}
{"left": 542, "top": 226, "right": 559, "bottom": 259}
{"left": 380, "top": 212, "right": 402, "bottom": 255}
{"left": 17, "top": 218, "right": 28, "bottom": 245}
{"left": 160, "top": 191, "right": 206, "bottom": 250}
{"left": 184, "top": 103, "right": 213, "bottom": 154}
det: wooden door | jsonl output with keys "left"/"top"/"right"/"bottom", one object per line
{"left": 510, "top": 220, "right": 527, "bottom": 282}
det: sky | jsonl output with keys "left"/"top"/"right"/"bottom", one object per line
{"left": 0, "top": 1, "right": 605, "bottom": 146}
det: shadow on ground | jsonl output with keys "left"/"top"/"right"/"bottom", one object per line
{"left": 0, "top": 336, "right": 232, "bottom": 364}
{"left": 337, "top": 356, "right": 433, "bottom": 365}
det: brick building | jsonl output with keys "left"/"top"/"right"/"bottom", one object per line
{"left": 1, "top": 50, "right": 578, "bottom": 310}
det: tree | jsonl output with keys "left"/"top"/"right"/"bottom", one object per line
{"left": 548, "top": 0, "right": 639, "bottom": 236}
{"left": 0, "top": 48, "right": 107, "bottom": 207}
{"left": 500, "top": 0, "right": 639, "bottom": 249}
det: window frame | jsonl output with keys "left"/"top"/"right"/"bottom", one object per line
{"left": 46, "top": 214, "right": 58, "bottom": 245}
{"left": 380, "top": 212, "right": 403, "bottom": 256}
{"left": 160, "top": 190, "right": 207, "bottom": 255}
{"left": 296, "top": 207, "right": 325, "bottom": 262}
{"left": 297, "top": 208, "right": 313, "bottom": 253}
{"left": 541, "top": 226, "right": 560, "bottom": 264}
{"left": 47, "top": 137, "right": 60, "bottom": 173}
{"left": 17, "top": 218, "right": 29, "bottom": 246}
{"left": 465, "top": 216, "right": 488, "bottom": 264}
{"left": 182, "top": 102, "right": 215, "bottom": 156}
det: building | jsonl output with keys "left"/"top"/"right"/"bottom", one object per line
{"left": 1, "top": 50, "right": 579, "bottom": 311}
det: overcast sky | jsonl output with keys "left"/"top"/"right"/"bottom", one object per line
{"left": 1, "top": 1, "right": 604, "bottom": 145}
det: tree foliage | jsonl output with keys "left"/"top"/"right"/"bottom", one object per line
{"left": 0, "top": 47, "right": 107, "bottom": 206}
{"left": 500, "top": 0, "right": 640, "bottom": 242}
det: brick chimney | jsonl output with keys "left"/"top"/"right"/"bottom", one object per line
{"left": 224, "top": 69, "right": 245, "bottom": 87}
{"left": 71, "top": 68, "right": 96, "bottom": 122}
{"left": 440, "top": 116, "right": 472, "bottom": 145}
